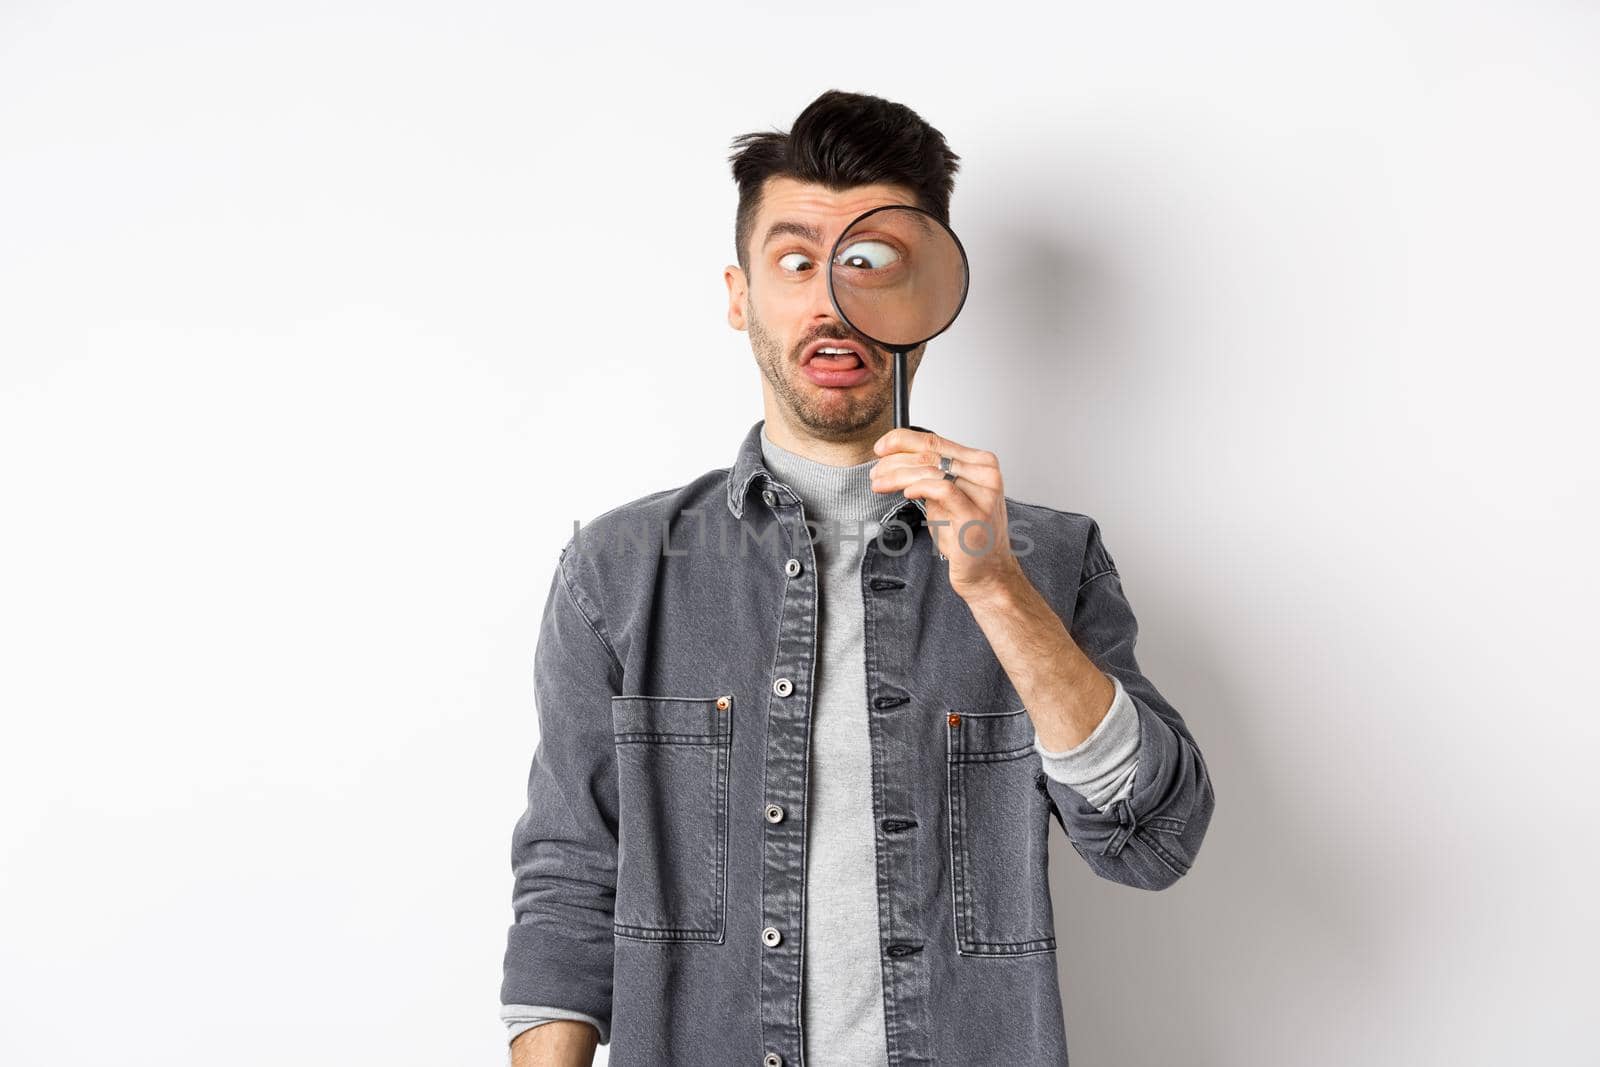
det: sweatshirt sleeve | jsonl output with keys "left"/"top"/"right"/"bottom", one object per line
{"left": 501, "top": 1003, "right": 609, "bottom": 1054}
{"left": 1033, "top": 672, "right": 1140, "bottom": 813}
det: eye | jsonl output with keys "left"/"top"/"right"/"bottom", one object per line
{"left": 778, "top": 252, "right": 815, "bottom": 272}
{"left": 833, "top": 239, "right": 900, "bottom": 271}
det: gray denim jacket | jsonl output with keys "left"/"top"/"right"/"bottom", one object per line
{"left": 501, "top": 419, "right": 1217, "bottom": 1066}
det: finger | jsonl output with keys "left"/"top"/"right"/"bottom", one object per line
{"left": 899, "top": 473, "right": 998, "bottom": 516}
{"left": 871, "top": 452, "right": 1001, "bottom": 492}
{"left": 872, "top": 427, "right": 999, "bottom": 468}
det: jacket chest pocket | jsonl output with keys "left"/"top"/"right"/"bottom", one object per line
{"left": 945, "top": 706, "right": 1057, "bottom": 956}
{"left": 610, "top": 694, "right": 733, "bottom": 942}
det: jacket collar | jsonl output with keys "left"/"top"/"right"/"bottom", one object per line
{"left": 725, "top": 418, "right": 928, "bottom": 526}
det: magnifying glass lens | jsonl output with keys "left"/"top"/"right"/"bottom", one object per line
{"left": 828, "top": 206, "right": 967, "bottom": 350}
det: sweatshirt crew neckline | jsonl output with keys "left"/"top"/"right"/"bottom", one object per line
{"left": 758, "top": 423, "right": 884, "bottom": 528}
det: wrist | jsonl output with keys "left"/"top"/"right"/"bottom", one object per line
{"left": 956, "top": 558, "right": 1031, "bottom": 613}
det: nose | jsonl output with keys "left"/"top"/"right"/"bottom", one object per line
{"left": 805, "top": 259, "right": 842, "bottom": 326}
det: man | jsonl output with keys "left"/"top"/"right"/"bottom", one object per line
{"left": 501, "top": 90, "right": 1216, "bottom": 1067}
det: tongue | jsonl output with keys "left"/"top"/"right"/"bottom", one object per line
{"left": 812, "top": 353, "right": 862, "bottom": 370}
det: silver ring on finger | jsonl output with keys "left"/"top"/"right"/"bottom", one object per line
{"left": 939, "top": 454, "right": 957, "bottom": 481}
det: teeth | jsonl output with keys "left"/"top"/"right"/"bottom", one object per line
{"left": 817, "top": 347, "right": 852, "bottom": 354}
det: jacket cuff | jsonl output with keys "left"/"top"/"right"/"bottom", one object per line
{"left": 1041, "top": 685, "right": 1212, "bottom": 888}
{"left": 500, "top": 920, "right": 613, "bottom": 1044}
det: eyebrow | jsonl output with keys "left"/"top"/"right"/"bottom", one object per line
{"left": 761, "top": 220, "right": 825, "bottom": 250}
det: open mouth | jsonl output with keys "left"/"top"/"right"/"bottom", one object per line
{"left": 799, "top": 338, "right": 875, "bottom": 388}
{"left": 808, "top": 345, "right": 864, "bottom": 371}
{"left": 801, "top": 337, "right": 872, "bottom": 368}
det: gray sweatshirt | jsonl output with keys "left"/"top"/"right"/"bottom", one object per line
{"left": 502, "top": 429, "right": 1141, "bottom": 1058}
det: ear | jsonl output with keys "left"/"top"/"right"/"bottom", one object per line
{"left": 724, "top": 264, "right": 748, "bottom": 331}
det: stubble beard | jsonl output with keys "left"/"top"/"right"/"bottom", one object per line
{"left": 747, "top": 300, "right": 894, "bottom": 443}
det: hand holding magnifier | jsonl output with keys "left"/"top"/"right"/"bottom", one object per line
{"left": 826, "top": 205, "right": 970, "bottom": 430}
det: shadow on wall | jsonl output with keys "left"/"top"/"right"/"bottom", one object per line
{"left": 975, "top": 217, "right": 1390, "bottom": 1066}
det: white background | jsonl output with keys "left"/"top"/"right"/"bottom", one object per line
{"left": 2, "top": 2, "right": 1595, "bottom": 1064}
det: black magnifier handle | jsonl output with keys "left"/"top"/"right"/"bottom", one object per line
{"left": 892, "top": 348, "right": 911, "bottom": 430}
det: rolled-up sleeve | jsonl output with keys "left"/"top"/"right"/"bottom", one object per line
{"left": 500, "top": 544, "right": 622, "bottom": 1037}
{"left": 1034, "top": 671, "right": 1141, "bottom": 812}
{"left": 1040, "top": 520, "right": 1217, "bottom": 890}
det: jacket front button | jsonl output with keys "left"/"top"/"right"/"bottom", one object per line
{"left": 764, "top": 803, "right": 784, "bottom": 823}
{"left": 784, "top": 557, "right": 802, "bottom": 577}
{"left": 772, "top": 677, "right": 793, "bottom": 697}
{"left": 764, "top": 1054, "right": 783, "bottom": 1067}
{"left": 762, "top": 926, "right": 783, "bottom": 947}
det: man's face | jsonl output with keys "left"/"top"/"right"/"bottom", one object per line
{"left": 724, "top": 177, "right": 926, "bottom": 442}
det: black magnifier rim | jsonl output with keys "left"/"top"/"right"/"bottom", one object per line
{"left": 825, "top": 203, "right": 970, "bottom": 351}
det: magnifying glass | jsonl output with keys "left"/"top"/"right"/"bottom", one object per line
{"left": 826, "top": 204, "right": 970, "bottom": 430}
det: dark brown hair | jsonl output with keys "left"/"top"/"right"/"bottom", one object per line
{"left": 728, "top": 89, "right": 961, "bottom": 273}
